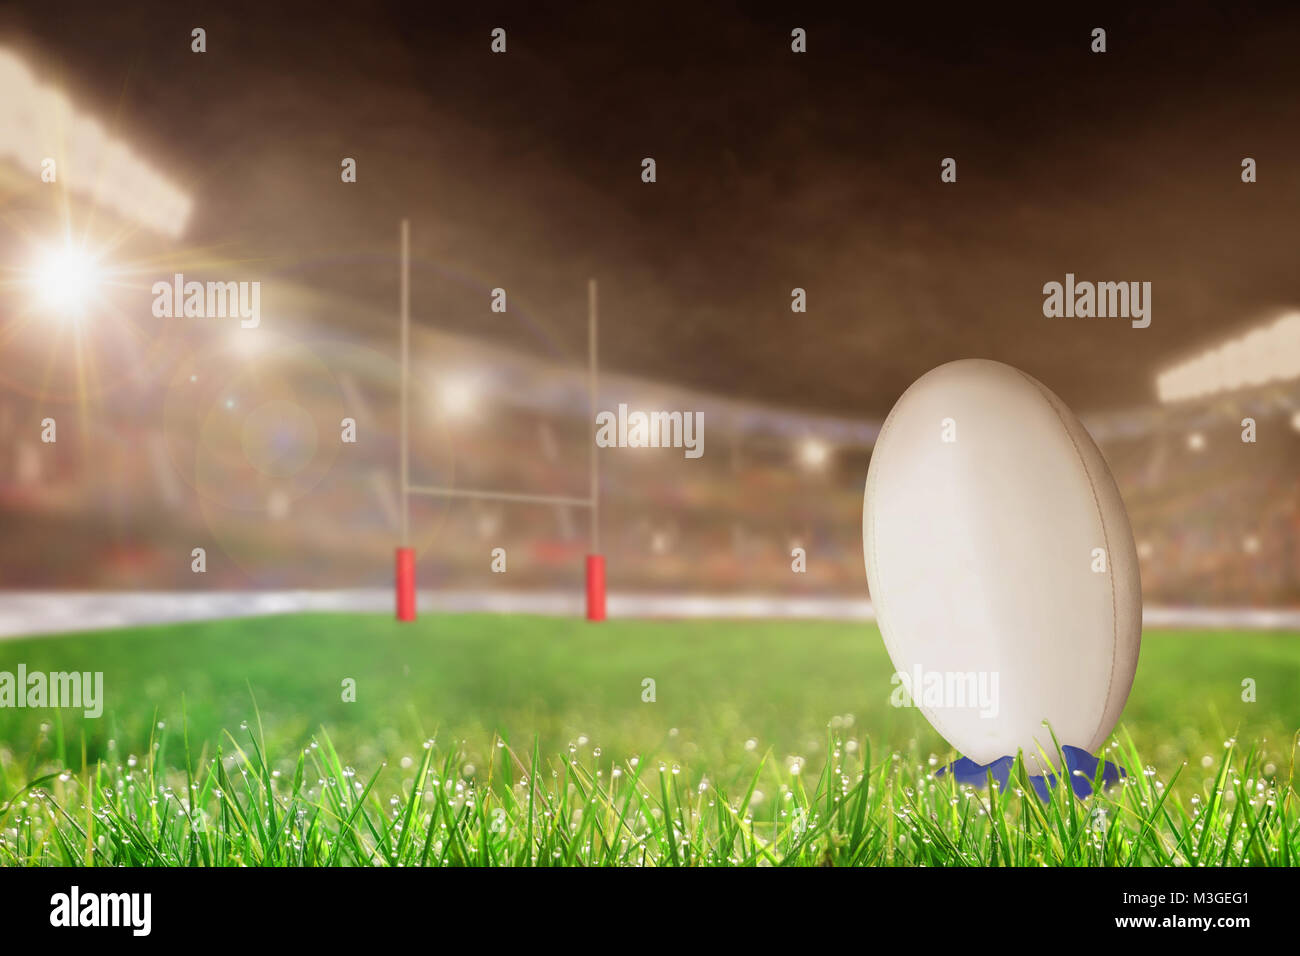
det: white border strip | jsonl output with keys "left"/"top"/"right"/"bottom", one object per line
{"left": 1, "top": 591, "right": 1298, "bottom": 638}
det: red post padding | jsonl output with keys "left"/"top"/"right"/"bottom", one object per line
{"left": 585, "top": 554, "right": 606, "bottom": 621}
{"left": 396, "top": 547, "right": 416, "bottom": 621}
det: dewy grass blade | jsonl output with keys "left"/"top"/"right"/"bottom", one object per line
{"left": 5, "top": 719, "right": 1297, "bottom": 867}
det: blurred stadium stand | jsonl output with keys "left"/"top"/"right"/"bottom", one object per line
{"left": 2, "top": 290, "right": 1299, "bottom": 611}
{"left": 1, "top": 37, "right": 1297, "bottom": 614}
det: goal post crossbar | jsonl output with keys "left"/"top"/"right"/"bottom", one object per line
{"left": 407, "top": 485, "right": 594, "bottom": 509}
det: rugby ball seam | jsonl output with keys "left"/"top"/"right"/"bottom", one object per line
{"left": 1010, "top": 367, "right": 1120, "bottom": 754}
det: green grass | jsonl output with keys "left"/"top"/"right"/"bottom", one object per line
{"left": 0, "top": 613, "right": 1297, "bottom": 865}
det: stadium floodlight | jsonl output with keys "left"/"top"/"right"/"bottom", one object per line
{"left": 1187, "top": 431, "right": 1206, "bottom": 452}
{"left": 1291, "top": 410, "right": 1300, "bottom": 433}
{"left": 798, "top": 437, "right": 830, "bottom": 470}
{"left": 29, "top": 240, "right": 102, "bottom": 317}
{"left": 434, "top": 373, "right": 480, "bottom": 419}
{"left": 0, "top": 48, "right": 192, "bottom": 238}
{"left": 1156, "top": 312, "right": 1300, "bottom": 403}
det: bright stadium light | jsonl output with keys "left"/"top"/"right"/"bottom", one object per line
{"left": 30, "top": 241, "right": 102, "bottom": 316}
{"left": 0, "top": 48, "right": 192, "bottom": 237}
{"left": 798, "top": 437, "right": 830, "bottom": 469}
{"left": 1291, "top": 410, "right": 1300, "bottom": 433}
{"left": 1156, "top": 312, "right": 1300, "bottom": 403}
{"left": 1187, "top": 431, "right": 1206, "bottom": 452}
{"left": 435, "top": 374, "right": 480, "bottom": 419}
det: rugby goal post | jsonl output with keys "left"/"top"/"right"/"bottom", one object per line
{"left": 394, "top": 220, "right": 604, "bottom": 622}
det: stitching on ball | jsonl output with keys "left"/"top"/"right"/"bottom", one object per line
{"left": 1013, "top": 368, "right": 1119, "bottom": 755}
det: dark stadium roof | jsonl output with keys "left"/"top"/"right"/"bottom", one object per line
{"left": 3, "top": 3, "right": 1299, "bottom": 419}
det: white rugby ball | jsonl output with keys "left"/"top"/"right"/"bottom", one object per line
{"left": 863, "top": 359, "right": 1141, "bottom": 772}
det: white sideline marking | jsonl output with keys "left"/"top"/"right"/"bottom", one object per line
{"left": 0, "top": 591, "right": 1296, "bottom": 638}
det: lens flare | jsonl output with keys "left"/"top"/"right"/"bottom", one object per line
{"left": 31, "top": 242, "right": 102, "bottom": 317}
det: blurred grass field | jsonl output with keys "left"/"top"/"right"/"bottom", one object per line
{"left": 3, "top": 614, "right": 1297, "bottom": 776}
{"left": 1, "top": 614, "right": 1298, "bottom": 866}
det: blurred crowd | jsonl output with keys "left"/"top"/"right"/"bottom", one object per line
{"left": 2, "top": 338, "right": 1300, "bottom": 608}
{"left": 1107, "top": 412, "right": 1300, "bottom": 606}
